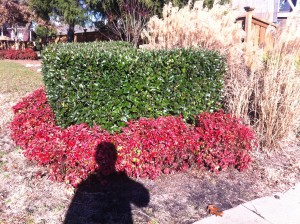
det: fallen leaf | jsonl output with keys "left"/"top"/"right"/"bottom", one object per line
{"left": 207, "top": 204, "right": 223, "bottom": 217}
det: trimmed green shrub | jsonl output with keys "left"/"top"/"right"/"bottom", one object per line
{"left": 42, "top": 42, "right": 225, "bottom": 132}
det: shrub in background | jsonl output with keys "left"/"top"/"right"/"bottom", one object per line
{"left": 34, "top": 25, "right": 57, "bottom": 51}
{"left": 11, "top": 88, "right": 256, "bottom": 187}
{"left": 42, "top": 41, "right": 225, "bottom": 132}
{"left": 0, "top": 48, "right": 38, "bottom": 60}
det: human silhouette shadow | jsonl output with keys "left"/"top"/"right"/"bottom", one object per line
{"left": 64, "top": 142, "right": 150, "bottom": 224}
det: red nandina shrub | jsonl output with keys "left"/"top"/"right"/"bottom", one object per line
{"left": 3, "top": 49, "right": 18, "bottom": 59}
{"left": 27, "top": 48, "right": 38, "bottom": 60}
{"left": 11, "top": 88, "right": 67, "bottom": 180}
{"left": 10, "top": 89, "right": 256, "bottom": 187}
{"left": 194, "top": 111, "right": 257, "bottom": 172}
{"left": 10, "top": 88, "right": 111, "bottom": 187}
{"left": 11, "top": 87, "right": 57, "bottom": 150}
{"left": 113, "top": 116, "right": 200, "bottom": 179}
{"left": 0, "top": 48, "right": 38, "bottom": 60}
{"left": 60, "top": 124, "right": 111, "bottom": 186}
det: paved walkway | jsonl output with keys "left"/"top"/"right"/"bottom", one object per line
{"left": 194, "top": 183, "right": 300, "bottom": 224}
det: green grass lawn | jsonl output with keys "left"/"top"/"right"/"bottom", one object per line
{"left": 0, "top": 61, "right": 43, "bottom": 95}
{"left": 0, "top": 61, "right": 44, "bottom": 129}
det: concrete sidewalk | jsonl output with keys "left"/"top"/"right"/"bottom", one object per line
{"left": 194, "top": 183, "right": 300, "bottom": 224}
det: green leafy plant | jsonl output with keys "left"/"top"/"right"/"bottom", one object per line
{"left": 35, "top": 26, "right": 57, "bottom": 38}
{"left": 42, "top": 41, "right": 225, "bottom": 132}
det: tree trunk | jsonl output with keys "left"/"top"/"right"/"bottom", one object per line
{"left": 67, "top": 24, "right": 75, "bottom": 42}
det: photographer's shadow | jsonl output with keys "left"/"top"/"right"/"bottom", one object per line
{"left": 64, "top": 142, "right": 150, "bottom": 224}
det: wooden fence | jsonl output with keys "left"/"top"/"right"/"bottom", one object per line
{"left": 236, "top": 7, "right": 277, "bottom": 50}
{"left": 0, "top": 40, "right": 35, "bottom": 50}
{"left": 53, "top": 31, "right": 112, "bottom": 44}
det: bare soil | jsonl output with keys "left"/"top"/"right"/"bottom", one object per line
{"left": 1, "top": 60, "right": 300, "bottom": 224}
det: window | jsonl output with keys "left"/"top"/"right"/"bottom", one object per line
{"left": 279, "top": 0, "right": 297, "bottom": 12}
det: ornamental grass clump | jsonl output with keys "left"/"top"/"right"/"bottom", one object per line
{"left": 247, "top": 13, "right": 300, "bottom": 149}
{"left": 141, "top": 1, "right": 244, "bottom": 52}
{"left": 228, "top": 12, "right": 300, "bottom": 149}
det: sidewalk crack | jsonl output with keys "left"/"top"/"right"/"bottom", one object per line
{"left": 241, "top": 204, "right": 274, "bottom": 224}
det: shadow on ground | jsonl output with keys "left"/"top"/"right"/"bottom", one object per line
{"left": 64, "top": 142, "right": 150, "bottom": 224}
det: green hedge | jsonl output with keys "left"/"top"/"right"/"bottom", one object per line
{"left": 42, "top": 42, "right": 226, "bottom": 132}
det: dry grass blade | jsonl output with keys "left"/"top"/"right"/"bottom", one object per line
{"left": 249, "top": 11, "right": 300, "bottom": 150}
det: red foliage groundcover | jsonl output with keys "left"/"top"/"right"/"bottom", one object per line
{"left": 0, "top": 48, "right": 38, "bottom": 60}
{"left": 10, "top": 88, "right": 256, "bottom": 187}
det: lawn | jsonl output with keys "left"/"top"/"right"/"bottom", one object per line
{"left": 0, "top": 61, "right": 43, "bottom": 95}
{"left": 0, "top": 61, "right": 43, "bottom": 131}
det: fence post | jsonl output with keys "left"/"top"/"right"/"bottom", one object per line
{"left": 244, "top": 6, "right": 254, "bottom": 45}
{"left": 29, "top": 29, "right": 32, "bottom": 42}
